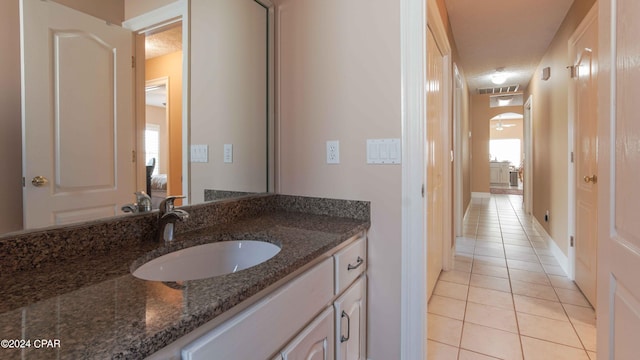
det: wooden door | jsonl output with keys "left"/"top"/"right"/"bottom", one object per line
{"left": 426, "top": 27, "right": 444, "bottom": 299}
{"left": 570, "top": 5, "right": 598, "bottom": 307}
{"left": 598, "top": 0, "right": 640, "bottom": 358}
{"left": 21, "top": 0, "right": 134, "bottom": 228}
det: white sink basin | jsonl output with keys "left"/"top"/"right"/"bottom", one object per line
{"left": 132, "top": 240, "right": 281, "bottom": 282}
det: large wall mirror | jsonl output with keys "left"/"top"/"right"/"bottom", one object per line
{"left": 0, "top": 0, "right": 274, "bottom": 236}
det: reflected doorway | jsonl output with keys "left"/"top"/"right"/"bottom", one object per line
{"left": 142, "top": 23, "right": 183, "bottom": 208}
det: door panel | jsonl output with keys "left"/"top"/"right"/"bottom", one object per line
{"left": 281, "top": 307, "right": 334, "bottom": 360}
{"left": 426, "top": 27, "right": 444, "bottom": 299}
{"left": 598, "top": 0, "right": 640, "bottom": 357}
{"left": 56, "top": 32, "right": 116, "bottom": 190}
{"left": 571, "top": 7, "right": 598, "bottom": 306}
{"left": 21, "top": 0, "right": 134, "bottom": 229}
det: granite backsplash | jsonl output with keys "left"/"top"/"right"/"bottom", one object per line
{"left": 0, "top": 194, "right": 370, "bottom": 274}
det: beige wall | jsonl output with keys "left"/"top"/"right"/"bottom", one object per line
{"left": 146, "top": 51, "right": 183, "bottom": 197}
{"left": 124, "top": 0, "right": 178, "bottom": 19}
{"left": 527, "top": 0, "right": 596, "bottom": 255}
{"left": 190, "top": 0, "right": 267, "bottom": 204}
{"left": 470, "top": 94, "right": 523, "bottom": 193}
{"left": 275, "top": 0, "right": 401, "bottom": 357}
{"left": 0, "top": 0, "right": 23, "bottom": 233}
{"left": 53, "top": 0, "right": 124, "bottom": 24}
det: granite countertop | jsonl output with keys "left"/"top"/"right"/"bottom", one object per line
{"left": 0, "top": 198, "right": 369, "bottom": 359}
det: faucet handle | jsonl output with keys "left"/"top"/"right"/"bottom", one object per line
{"left": 159, "top": 195, "right": 186, "bottom": 214}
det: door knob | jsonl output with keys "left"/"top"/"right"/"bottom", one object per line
{"left": 31, "top": 176, "right": 49, "bottom": 187}
{"left": 583, "top": 175, "right": 597, "bottom": 184}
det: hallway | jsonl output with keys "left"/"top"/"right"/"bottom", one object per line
{"left": 427, "top": 195, "right": 596, "bottom": 359}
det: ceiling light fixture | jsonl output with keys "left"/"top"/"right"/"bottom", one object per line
{"left": 491, "top": 68, "right": 508, "bottom": 85}
{"left": 497, "top": 95, "right": 514, "bottom": 106}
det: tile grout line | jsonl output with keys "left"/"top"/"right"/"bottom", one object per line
{"left": 506, "top": 195, "right": 594, "bottom": 357}
{"left": 494, "top": 195, "right": 526, "bottom": 360}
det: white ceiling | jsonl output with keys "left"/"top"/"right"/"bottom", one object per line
{"left": 443, "top": 0, "right": 574, "bottom": 92}
{"left": 145, "top": 24, "right": 182, "bottom": 60}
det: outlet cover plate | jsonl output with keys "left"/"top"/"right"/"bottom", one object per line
{"left": 223, "top": 144, "right": 233, "bottom": 163}
{"left": 326, "top": 140, "right": 340, "bottom": 164}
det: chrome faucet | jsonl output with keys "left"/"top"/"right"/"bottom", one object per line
{"left": 157, "top": 196, "right": 189, "bottom": 243}
{"left": 121, "top": 191, "right": 152, "bottom": 213}
{"left": 136, "top": 191, "right": 152, "bottom": 212}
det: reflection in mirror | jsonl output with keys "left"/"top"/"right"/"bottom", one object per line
{"left": 0, "top": 0, "right": 274, "bottom": 236}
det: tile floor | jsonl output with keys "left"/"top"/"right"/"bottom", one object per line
{"left": 428, "top": 195, "right": 597, "bottom": 360}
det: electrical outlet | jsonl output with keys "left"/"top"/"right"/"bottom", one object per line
{"left": 326, "top": 140, "right": 339, "bottom": 164}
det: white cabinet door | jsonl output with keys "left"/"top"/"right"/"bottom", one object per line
{"left": 181, "top": 258, "right": 333, "bottom": 360}
{"left": 281, "top": 307, "right": 334, "bottom": 360}
{"left": 489, "top": 165, "right": 501, "bottom": 184}
{"left": 334, "top": 276, "right": 366, "bottom": 360}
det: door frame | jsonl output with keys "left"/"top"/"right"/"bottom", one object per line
{"left": 400, "top": 0, "right": 427, "bottom": 356}
{"left": 122, "top": 0, "right": 190, "bottom": 202}
{"left": 453, "top": 63, "right": 464, "bottom": 237}
{"left": 567, "top": 3, "right": 598, "bottom": 282}
{"left": 523, "top": 95, "right": 533, "bottom": 214}
{"left": 144, "top": 77, "right": 170, "bottom": 179}
{"left": 427, "top": 0, "right": 453, "bottom": 272}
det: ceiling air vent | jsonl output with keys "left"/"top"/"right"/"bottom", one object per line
{"left": 477, "top": 84, "right": 520, "bottom": 94}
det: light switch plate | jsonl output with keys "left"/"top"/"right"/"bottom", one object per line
{"left": 190, "top": 144, "right": 208, "bottom": 163}
{"left": 223, "top": 144, "right": 233, "bottom": 163}
{"left": 326, "top": 140, "right": 340, "bottom": 164}
{"left": 367, "top": 139, "right": 401, "bottom": 164}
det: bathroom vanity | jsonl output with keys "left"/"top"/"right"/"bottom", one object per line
{"left": 0, "top": 194, "right": 369, "bottom": 359}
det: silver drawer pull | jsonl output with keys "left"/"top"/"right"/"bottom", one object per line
{"left": 347, "top": 256, "right": 364, "bottom": 271}
{"left": 340, "top": 310, "right": 351, "bottom": 343}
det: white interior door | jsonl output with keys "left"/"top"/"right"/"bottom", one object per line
{"left": 426, "top": 27, "right": 445, "bottom": 299}
{"left": 570, "top": 5, "right": 598, "bottom": 307}
{"left": 598, "top": 0, "right": 640, "bottom": 358}
{"left": 21, "top": 0, "right": 135, "bottom": 229}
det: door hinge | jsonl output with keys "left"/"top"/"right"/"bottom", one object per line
{"left": 131, "top": 56, "right": 135, "bottom": 68}
{"left": 421, "top": 184, "right": 425, "bottom": 198}
{"left": 132, "top": 150, "right": 136, "bottom": 162}
{"left": 22, "top": 177, "right": 25, "bottom": 187}
{"left": 567, "top": 65, "right": 577, "bottom": 78}
{"left": 571, "top": 151, "right": 574, "bottom": 163}
{"left": 570, "top": 236, "right": 575, "bottom": 247}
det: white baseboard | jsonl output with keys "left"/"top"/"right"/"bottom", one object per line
{"left": 471, "top": 192, "right": 491, "bottom": 199}
{"left": 531, "top": 217, "right": 569, "bottom": 277}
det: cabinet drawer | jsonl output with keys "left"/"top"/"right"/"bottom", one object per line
{"left": 334, "top": 235, "right": 366, "bottom": 294}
